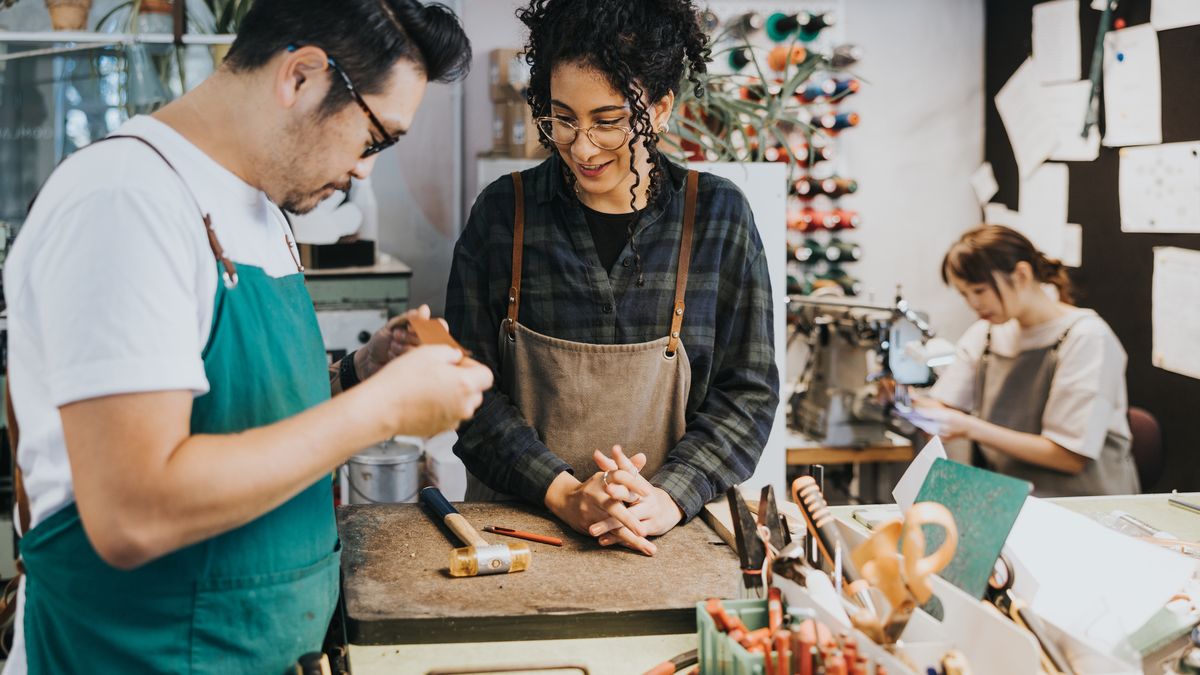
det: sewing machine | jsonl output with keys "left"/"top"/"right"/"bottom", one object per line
{"left": 788, "top": 292, "right": 949, "bottom": 447}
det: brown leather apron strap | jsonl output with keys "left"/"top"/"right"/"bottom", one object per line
{"left": 97, "top": 135, "right": 239, "bottom": 287}
{"left": 5, "top": 377, "right": 28, "bottom": 537}
{"left": 666, "top": 170, "right": 699, "bottom": 357}
{"left": 3, "top": 374, "right": 29, "bottom": 629}
{"left": 506, "top": 171, "right": 525, "bottom": 336}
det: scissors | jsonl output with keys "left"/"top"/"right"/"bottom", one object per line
{"left": 987, "top": 556, "right": 1076, "bottom": 675}
{"left": 850, "top": 501, "right": 958, "bottom": 642}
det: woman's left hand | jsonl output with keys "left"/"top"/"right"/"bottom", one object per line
{"left": 919, "top": 406, "right": 977, "bottom": 441}
{"left": 587, "top": 447, "right": 683, "bottom": 549}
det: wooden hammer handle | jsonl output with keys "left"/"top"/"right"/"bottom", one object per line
{"left": 445, "top": 513, "right": 489, "bottom": 548}
{"left": 420, "top": 487, "right": 489, "bottom": 548}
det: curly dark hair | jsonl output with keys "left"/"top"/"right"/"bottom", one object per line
{"left": 518, "top": 0, "right": 710, "bottom": 286}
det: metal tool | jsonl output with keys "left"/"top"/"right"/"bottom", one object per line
{"left": 728, "top": 486, "right": 767, "bottom": 593}
{"left": 850, "top": 502, "right": 957, "bottom": 642}
{"left": 791, "top": 476, "right": 879, "bottom": 622}
{"left": 419, "top": 487, "right": 530, "bottom": 577}
{"left": 728, "top": 485, "right": 789, "bottom": 595}
{"left": 986, "top": 555, "right": 1076, "bottom": 675}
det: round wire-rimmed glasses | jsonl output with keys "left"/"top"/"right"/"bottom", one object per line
{"left": 535, "top": 117, "right": 633, "bottom": 151}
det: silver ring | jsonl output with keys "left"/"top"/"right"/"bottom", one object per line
{"left": 601, "top": 470, "right": 614, "bottom": 488}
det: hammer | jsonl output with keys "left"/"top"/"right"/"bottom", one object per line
{"left": 419, "top": 487, "right": 531, "bottom": 577}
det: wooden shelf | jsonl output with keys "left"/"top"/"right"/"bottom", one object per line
{"left": 785, "top": 430, "right": 914, "bottom": 466}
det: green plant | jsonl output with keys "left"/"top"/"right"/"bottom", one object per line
{"left": 204, "top": 0, "right": 251, "bottom": 33}
{"left": 662, "top": 32, "right": 861, "bottom": 175}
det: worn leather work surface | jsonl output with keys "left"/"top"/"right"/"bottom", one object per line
{"left": 337, "top": 501, "right": 738, "bottom": 645}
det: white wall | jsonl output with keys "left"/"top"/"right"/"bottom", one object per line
{"left": 839, "top": 0, "right": 982, "bottom": 340}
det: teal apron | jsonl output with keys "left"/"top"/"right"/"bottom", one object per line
{"left": 17, "top": 135, "right": 339, "bottom": 673}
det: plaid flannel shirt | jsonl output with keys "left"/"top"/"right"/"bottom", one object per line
{"left": 445, "top": 156, "right": 779, "bottom": 521}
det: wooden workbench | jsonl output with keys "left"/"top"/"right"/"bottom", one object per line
{"left": 337, "top": 501, "right": 739, "bottom": 648}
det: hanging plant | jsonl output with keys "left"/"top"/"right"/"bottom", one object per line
{"left": 204, "top": 0, "right": 252, "bottom": 34}
{"left": 662, "top": 29, "right": 862, "bottom": 178}
{"left": 44, "top": 0, "right": 92, "bottom": 31}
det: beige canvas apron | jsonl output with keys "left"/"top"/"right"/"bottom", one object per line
{"left": 973, "top": 319, "right": 1139, "bottom": 497}
{"left": 465, "top": 171, "right": 700, "bottom": 501}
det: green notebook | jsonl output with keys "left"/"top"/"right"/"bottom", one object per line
{"left": 913, "top": 458, "right": 1032, "bottom": 602}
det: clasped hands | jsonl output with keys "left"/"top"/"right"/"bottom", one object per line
{"left": 543, "top": 446, "right": 682, "bottom": 556}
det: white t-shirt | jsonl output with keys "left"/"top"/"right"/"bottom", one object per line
{"left": 2, "top": 116, "right": 302, "bottom": 674}
{"left": 930, "top": 307, "right": 1131, "bottom": 460}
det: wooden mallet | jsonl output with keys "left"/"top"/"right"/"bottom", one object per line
{"left": 419, "top": 487, "right": 531, "bottom": 577}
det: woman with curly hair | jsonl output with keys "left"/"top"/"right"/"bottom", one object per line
{"left": 446, "top": 0, "right": 779, "bottom": 554}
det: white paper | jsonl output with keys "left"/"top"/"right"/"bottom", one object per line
{"left": 891, "top": 436, "right": 947, "bottom": 511}
{"left": 1046, "top": 80, "right": 1100, "bottom": 161}
{"left": 1033, "top": 0, "right": 1081, "bottom": 83}
{"left": 1119, "top": 142, "right": 1200, "bottom": 233}
{"left": 1152, "top": 247, "right": 1200, "bottom": 380}
{"left": 996, "top": 58, "right": 1061, "bottom": 179}
{"left": 984, "top": 202, "right": 1024, "bottom": 228}
{"left": 1102, "top": 25, "right": 1162, "bottom": 147}
{"left": 970, "top": 162, "right": 999, "bottom": 205}
{"left": 1152, "top": 0, "right": 1200, "bottom": 30}
{"left": 1017, "top": 163, "right": 1072, "bottom": 262}
{"left": 1018, "top": 163, "right": 1069, "bottom": 226}
{"left": 1061, "top": 223, "right": 1082, "bottom": 267}
{"left": 1004, "top": 497, "right": 1198, "bottom": 654}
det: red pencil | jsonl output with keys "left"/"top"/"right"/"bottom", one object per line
{"left": 484, "top": 526, "right": 563, "bottom": 547}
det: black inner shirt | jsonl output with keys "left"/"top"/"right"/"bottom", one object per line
{"left": 580, "top": 202, "right": 638, "bottom": 271}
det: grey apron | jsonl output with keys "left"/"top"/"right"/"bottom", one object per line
{"left": 973, "top": 319, "right": 1139, "bottom": 497}
{"left": 465, "top": 171, "right": 699, "bottom": 501}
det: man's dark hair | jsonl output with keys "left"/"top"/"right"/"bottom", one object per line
{"left": 224, "top": 0, "right": 471, "bottom": 116}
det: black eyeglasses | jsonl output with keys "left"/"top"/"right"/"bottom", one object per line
{"left": 326, "top": 56, "right": 400, "bottom": 158}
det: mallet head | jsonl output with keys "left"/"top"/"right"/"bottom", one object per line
{"left": 449, "top": 542, "right": 531, "bottom": 577}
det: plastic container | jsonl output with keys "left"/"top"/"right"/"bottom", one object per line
{"left": 346, "top": 437, "right": 423, "bottom": 504}
{"left": 696, "top": 598, "right": 815, "bottom": 675}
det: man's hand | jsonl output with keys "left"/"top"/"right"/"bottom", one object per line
{"left": 357, "top": 305, "right": 446, "bottom": 380}
{"left": 356, "top": 345, "right": 494, "bottom": 439}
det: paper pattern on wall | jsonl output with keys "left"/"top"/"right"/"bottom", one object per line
{"left": 1032, "top": 0, "right": 1081, "bottom": 84}
{"left": 970, "top": 162, "right": 999, "bottom": 205}
{"left": 1152, "top": 246, "right": 1200, "bottom": 380}
{"left": 1151, "top": 0, "right": 1200, "bottom": 30}
{"left": 1017, "top": 163, "right": 1072, "bottom": 263}
{"left": 1119, "top": 142, "right": 1200, "bottom": 233}
{"left": 996, "top": 58, "right": 1060, "bottom": 178}
{"left": 1046, "top": 81, "right": 1100, "bottom": 161}
{"left": 1102, "top": 24, "right": 1162, "bottom": 148}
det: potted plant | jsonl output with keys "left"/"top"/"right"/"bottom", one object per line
{"left": 204, "top": 0, "right": 252, "bottom": 64}
{"left": 44, "top": 0, "right": 92, "bottom": 30}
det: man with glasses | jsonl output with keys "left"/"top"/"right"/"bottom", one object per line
{"left": 2, "top": 1, "right": 490, "bottom": 672}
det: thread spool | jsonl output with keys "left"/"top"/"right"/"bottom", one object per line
{"left": 768, "top": 44, "right": 808, "bottom": 72}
